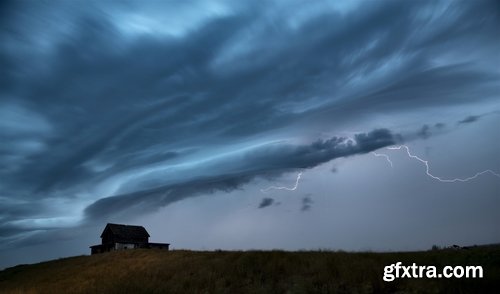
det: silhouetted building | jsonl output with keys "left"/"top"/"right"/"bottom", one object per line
{"left": 90, "top": 223, "right": 170, "bottom": 254}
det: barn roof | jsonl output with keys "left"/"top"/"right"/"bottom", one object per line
{"left": 101, "top": 223, "right": 150, "bottom": 239}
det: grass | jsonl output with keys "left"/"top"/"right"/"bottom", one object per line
{"left": 0, "top": 245, "right": 499, "bottom": 293}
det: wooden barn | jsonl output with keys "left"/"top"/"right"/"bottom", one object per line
{"left": 90, "top": 223, "right": 170, "bottom": 254}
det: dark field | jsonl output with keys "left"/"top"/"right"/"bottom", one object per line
{"left": 1, "top": 245, "right": 499, "bottom": 293}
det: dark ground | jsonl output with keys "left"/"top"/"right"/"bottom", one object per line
{"left": 0, "top": 245, "right": 499, "bottom": 293}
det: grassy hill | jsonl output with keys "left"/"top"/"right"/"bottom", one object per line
{"left": 1, "top": 245, "right": 499, "bottom": 293}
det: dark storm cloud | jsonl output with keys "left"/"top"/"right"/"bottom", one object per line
{"left": 0, "top": 225, "right": 32, "bottom": 239}
{"left": 458, "top": 115, "right": 481, "bottom": 124}
{"left": 1, "top": 0, "right": 499, "bottom": 249}
{"left": 301, "top": 196, "right": 313, "bottom": 212}
{"left": 413, "top": 121, "right": 453, "bottom": 141}
{"left": 258, "top": 198, "right": 274, "bottom": 209}
{"left": 417, "top": 125, "right": 431, "bottom": 140}
{"left": 84, "top": 128, "right": 396, "bottom": 220}
{"left": 83, "top": 174, "right": 255, "bottom": 220}
{"left": 0, "top": 202, "right": 42, "bottom": 224}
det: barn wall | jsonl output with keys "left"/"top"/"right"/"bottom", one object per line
{"left": 102, "top": 229, "right": 115, "bottom": 244}
{"left": 115, "top": 243, "right": 137, "bottom": 250}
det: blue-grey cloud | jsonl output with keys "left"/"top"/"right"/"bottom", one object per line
{"left": 83, "top": 128, "right": 396, "bottom": 220}
{"left": 301, "top": 196, "right": 313, "bottom": 212}
{"left": 458, "top": 115, "right": 481, "bottom": 124}
{"left": 417, "top": 125, "right": 431, "bottom": 140}
{"left": 258, "top": 198, "right": 274, "bottom": 209}
{"left": 0, "top": 0, "right": 499, "bottom": 254}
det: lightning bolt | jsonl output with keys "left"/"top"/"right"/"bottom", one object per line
{"left": 261, "top": 172, "right": 303, "bottom": 193}
{"left": 379, "top": 145, "right": 500, "bottom": 182}
{"left": 262, "top": 145, "right": 498, "bottom": 194}
{"left": 371, "top": 152, "right": 393, "bottom": 167}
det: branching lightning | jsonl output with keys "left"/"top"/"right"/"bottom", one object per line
{"left": 262, "top": 145, "right": 498, "bottom": 195}
{"left": 261, "top": 172, "right": 303, "bottom": 193}
{"left": 371, "top": 152, "right": 393, "bottom": 167}
{"left": 376, "top": 145, "right": 500, "bottom": 182}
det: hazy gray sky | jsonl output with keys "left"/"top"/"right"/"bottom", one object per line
{"left": 1, "top": 0, "right": 499, "bottom": 269}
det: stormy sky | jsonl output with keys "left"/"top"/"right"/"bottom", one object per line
{"left": 1, "top": 0, "right": 499, "bottom": 269}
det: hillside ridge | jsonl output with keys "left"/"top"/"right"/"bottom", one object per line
{"left": 1, "top": 246, "right": 499, "bottom": 293}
